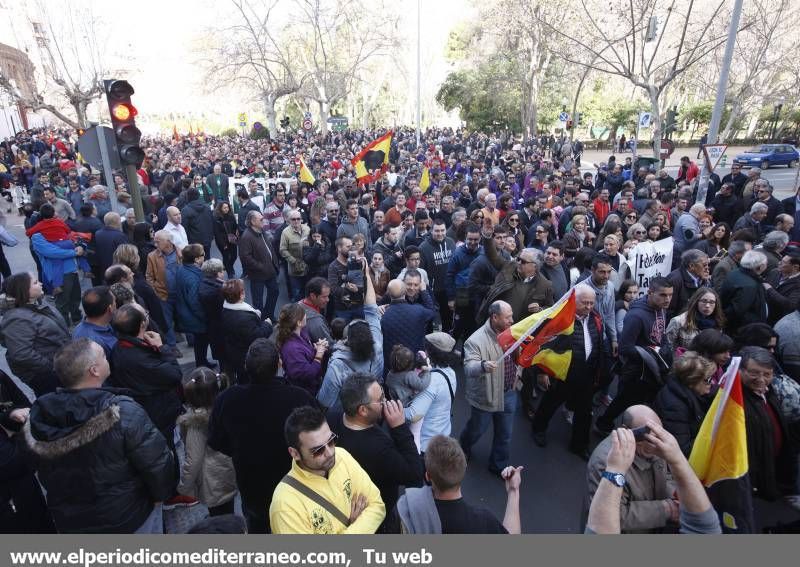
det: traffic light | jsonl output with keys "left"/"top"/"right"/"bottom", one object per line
{"left": 575, "top": 112, "right": 582, "bottom": 125}
{"left": 280, "top": 116, "right": 290, "bottom": 129}
{"left": 104, "top": 79, "right": 144, "bottom": 167}
{"left": 566, "top": 119, "right": 574, "bottom": 130}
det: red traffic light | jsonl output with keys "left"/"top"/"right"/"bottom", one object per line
{"left": 111, "top": 102, "right": 137, "bottom": 121}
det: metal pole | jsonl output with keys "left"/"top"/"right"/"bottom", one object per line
{"left": 97, "top": 127, "right": 119, "bottom": 213}
{"left": 125, "top": 163, "right": 145, "bottom": 222}
{"left": 696, "top": 0, "right": 744, "bottom": 205}
{"left": 416, "top": 0, "right": 421, "bottom": 149}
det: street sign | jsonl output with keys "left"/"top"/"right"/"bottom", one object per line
{"left": 239, "top": 121, "right": 247, "bottom": 127}
{"left": 302, "top": 119, "right": 313, "bottom": 131}
{"left": 304, "top": 112, "right": 312, "bottom": 120}
{"left": 77, "top": 126, "right": 121, "bottom": 170}
{"left": 703, "top": 144, "right": 728, "bottom": 172}
{"left": 558, "top": 112, "right": 569, "bottom": 122}
{"left": 660, "top": 139, "right": 675, "bottom": 157}
{"left": 238, "top": 113, "right": 247, "bottom": 123}
{"left": 327, "top": 117, "right": 348, "bottom": 125}
{"left": 639, "top": 112, "right": 652, "bottom": 128}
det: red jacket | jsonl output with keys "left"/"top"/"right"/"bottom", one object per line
{"left": 593, "top": 199, "right": 611, "bottom": 225}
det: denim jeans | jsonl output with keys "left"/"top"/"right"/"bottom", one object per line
{"left": 287, "top": 275, "right": 306, "bottom": 303}
{"left": 134, "top": 503, "right": 163, "bottom": 534}
{"left": 159, "top": 298, "right": 177, "bottom": 347}
{"left": 250, "top": 277, "right": 279, "bottom": 321}
{"left": 333, "top": 306, "right": 365, "bottom": 323}
{"left": 459, "top": 389, "right": 517, "bottom": 472}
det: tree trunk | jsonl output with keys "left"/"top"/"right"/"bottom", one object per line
{"left": 719, "top": 98, "right": 743, "bottom": 143}
{"left": 318, "top": 100, "right": 330, "bottom": 135}
{"left": 263, "top": 93, "right": 277, "bottom": 134}
{"left": 73, "top": 101, "right": 89, "bottom": 128}
{"left": 648, "top": 86, "right": 662, "bottom": 160}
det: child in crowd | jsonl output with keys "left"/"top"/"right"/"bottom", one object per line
{"left": 177, "top": 368, "right": 237, "bottom": 516}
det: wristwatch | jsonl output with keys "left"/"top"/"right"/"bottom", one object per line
{"left": 601, "top": 470, "right": 626, "bottom": 488}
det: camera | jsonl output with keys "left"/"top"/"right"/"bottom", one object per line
{"left": 346, "top": 251, "right": 364, "bottom": 301}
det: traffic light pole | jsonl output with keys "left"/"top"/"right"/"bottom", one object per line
{"left": 124, "top": 164, "right": 145, "bottom": 222}
{"left": 696, "top": 0, "right": 743, "bottom": 205}
{"left": 97, "top": 127, "right": 119, "bottom": 213}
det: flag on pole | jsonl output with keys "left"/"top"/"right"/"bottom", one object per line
{"left": 298, "top": 157, "right": 316, "bottom": 185}
{"left": 351, "top": 131, "right": 393, "bottom": 185}
{"left": 496, "top": 289, "right": 576, "bottom": 379}
{"left": 172, "top": 125, "right": 180, "bottom": 141}
{"left": 689, "top": 357, "right": 754, "bottom": 533}
{"left": 420, "top": 166, "right": 431, "bottom": 193}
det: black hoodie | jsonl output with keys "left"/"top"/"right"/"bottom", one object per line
{"left": 24, "top": 387, "right": 175, "bottom": 533}
{"left": 619, "top": 297, "right": 668, "bottom": 360}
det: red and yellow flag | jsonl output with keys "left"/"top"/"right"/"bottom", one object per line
{"left": 298, "top": 156, "right": 316, "bottom": 185}
{"left": 351, "top": 131, "right": 393, "bottom": 185}
{"left": 497, "top": 289, "right": 576, "bottom": 379}
{"left": 420, "top": 166, "right": 431, "bottom": 193}
{"left": 689, "top": 358, "right": 754, "bottom": 532}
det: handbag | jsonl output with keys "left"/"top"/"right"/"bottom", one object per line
{"left": 771, "top": 373, "right": 800, "bottom": 423}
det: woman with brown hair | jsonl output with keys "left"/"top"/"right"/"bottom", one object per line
{"left": 653, "top": 351, "right": 716, "bottom": 455}
{"left": 212, "top": 201, "right": 239, "bottom": 279}
{"left": 665, "top": 287, "right": 726, "bottom": 350}
{"left": 220, "top": 278, "right": 273, "bottom": 383}
{"left": 276, "top": 303, "right": 328, "bottom": 396}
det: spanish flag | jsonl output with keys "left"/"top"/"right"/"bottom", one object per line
{"left": 172, "top": 124, "right": 180, "bottom": 141}
{"left": 298, "top": 157, "right": 316, "bottom": 185}
{"left": 351, "top": 131, "right": 393, "bottom": 185}
{"left": 689, "top": 357, "right": 754, "bottom": 533}
{"left": 497, "top": 289, "right": 576, "bottom": 379}
{"left": 420, "top": 166, "right": 431, "bottom": 193}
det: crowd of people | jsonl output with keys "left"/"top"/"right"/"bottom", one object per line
{"left": 0, "top": 124, "right": 799, "bottom": 534}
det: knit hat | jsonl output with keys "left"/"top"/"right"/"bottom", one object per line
{"left": 425, "top": 332, "right": 455, "bottom": 353}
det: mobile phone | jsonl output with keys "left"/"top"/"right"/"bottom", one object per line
{"left": 631, "top": 425, "right": 651, "bottom": 441}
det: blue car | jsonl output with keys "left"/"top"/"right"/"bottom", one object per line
{"left": 733, "top": 144, "right": 799, "bottom": 169}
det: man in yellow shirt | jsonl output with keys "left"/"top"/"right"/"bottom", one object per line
{"left": 269, "top": 406, "right": 385, "bottom": 534}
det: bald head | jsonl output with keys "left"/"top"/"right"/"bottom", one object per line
{"left": 622, "top": 405, "right": 661, "bottom": 429}
{"left": 166, "top": 206, "right": 181, "bottom": 224}
{"left": 387, "top": 279, "right": 406, "bottom": 300}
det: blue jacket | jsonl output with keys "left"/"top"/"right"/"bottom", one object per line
{"left": 317, "top": 304, "right": 383, "bottom": 412}
{"left": 446, "top": 244, "right": 481, "bottom": 300}
{"left": 380, "top": 300, "right": 436, "bottom": 373}
{"left": 175, "top": 264, "right": 205, "bottom": 333}
{"left": 94, "top": 226, "right": 129, "bottom": 275}
{"left": 31, "top": 234, "right": 79, "bottom": 291}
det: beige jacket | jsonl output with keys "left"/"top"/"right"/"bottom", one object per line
{"left": 279, "top": 224, "right": 310, "bottom": 276}
{"left": 177, "top": 408, "right": 237, "bottom": 508}
{"left": 463, "top": 319, "right": 509, "bottom": 413}
{"left": 586, "top": 434, "right": 675, "bottom": 533}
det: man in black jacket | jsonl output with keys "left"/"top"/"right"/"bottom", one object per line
{"left": 419, "top": 218, "right": 455, "bottom": 331}
{"left": 332, "top": 372, "right": 424, "bottom": 532}
{"left": 25, "top": 339, "right": 175, "bottom": 533}
{"left": 208, "top": 338, "right": 315, "bottom": 533}
{"left": 721, "top": 163, "right": 748, "bottom": 197}
{"left": 108, "top": 303, "right": 183, "bottom": 446}
{"left": 181, "top": 188, "right": 214, "bottom": 258}
{"left": 709, "top": 182, "right": 744, "bottom": 226}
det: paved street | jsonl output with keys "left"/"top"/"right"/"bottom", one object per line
{"left": 580, "top": 145, "right": 800, "bottom": 198}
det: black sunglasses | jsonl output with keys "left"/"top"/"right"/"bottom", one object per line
{"left": 310, "top": 432, "right": 338, "bottom": 456}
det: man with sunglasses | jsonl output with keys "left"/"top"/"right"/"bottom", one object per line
{"left": 721, "top": 163, "right": 748, "bottom": 198}
{"left": 333, "top": 373, "right": 424, "bottom": 532}
{"left": 270, "top": 406, "right": 385, "bottom": 534}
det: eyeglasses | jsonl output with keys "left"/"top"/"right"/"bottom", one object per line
{"left": 698, "top": 299, "right": 716, "bottom": 305}
{"left": 634, "top": 230, "right": 645, "bottom": 235}
{"left": 508, "top": 218, "right": 519, "bottom": 223}
{"left": 626, "top": 214, "right": 637, "bottom": 219}
{"left": 703, "top": 376, "right": 714, "bottom": 385}
{"left": 309, "top": 432, "right": 338, "bottom": 457}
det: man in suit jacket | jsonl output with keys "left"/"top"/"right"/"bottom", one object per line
{"left": 207, "top": 164, "right": 229, "bottom": 203}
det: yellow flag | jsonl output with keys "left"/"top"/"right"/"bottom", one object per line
{"left": 420, "top": 166, "right": 431, "bottom": 193}
{"left": 298, "top": 157, "right": 316, "bottom": 185}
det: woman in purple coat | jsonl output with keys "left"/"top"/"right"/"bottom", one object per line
{"left": 275, "top": 303, "right": 328, "bottom": 395}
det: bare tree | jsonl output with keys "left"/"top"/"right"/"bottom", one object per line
{"left": 202, "top": 0, "right": 302, "bottom": 134}
{"left": 541, "top": 0, "right": 733, "bottom": 158}
{"left": 292, "top": 0, "right": 398, "bottom": 135}
{"left": 0, "top": 4, "right": 108, "bottom": 128}
{"left": 714, "top": 0, "right": 796, "bottom": 141}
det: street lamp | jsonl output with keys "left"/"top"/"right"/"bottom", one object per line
{"left": 772, "top": 96, "right": 785, "bottom": 141}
